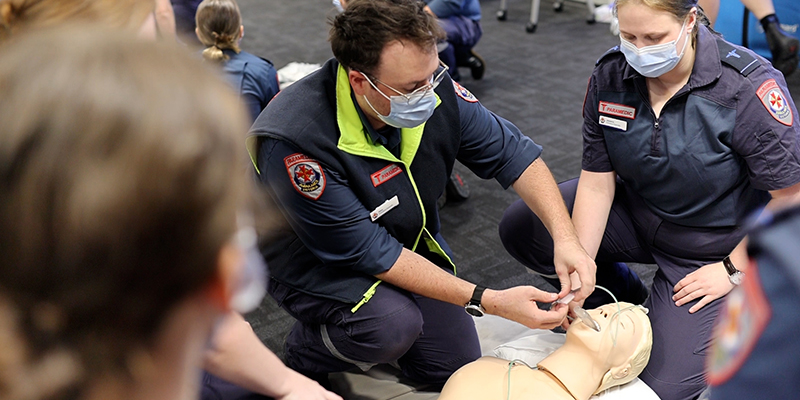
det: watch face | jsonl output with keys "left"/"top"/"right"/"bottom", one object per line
{"left": 465, "top": 304, "right": 485, "bottom": 317}
{"left": 729, "top": 271, "right": 745, "bottom": 286}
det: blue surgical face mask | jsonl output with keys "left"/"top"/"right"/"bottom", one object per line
{"left": 619, "top": 19, "right": 690, "bottom": 78}
{"left": 363, "top": 90, "right": 437, "bottom": 129}
{"left": 360, "top": 65, "right": 447, "bottom": 129}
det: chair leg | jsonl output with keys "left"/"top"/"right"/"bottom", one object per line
{"left": 497, "top": 0, "right": 508, "bottom": 21}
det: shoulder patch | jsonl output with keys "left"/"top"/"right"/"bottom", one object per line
{"left": 707, "top": 259, "right": 771, "bottom": 385}
{"left": 757, "top": 79, "right": 793, "bottom": 126}
{"left": 453, "top": 81, "right": 478, "bottom": 103}
{"left": 596, "top": 45, "right": 621, "bottom": 66}
{"left": 284, "top": 153, "right": 326, "bottom": 200}
{"left": 716, "top": 37, "right": 760, "bottom": 76}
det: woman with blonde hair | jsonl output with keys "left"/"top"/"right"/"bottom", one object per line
{"left": 499, "top": 0, "right": 800, "bottom": 398}
{"left": 195, "top": 0, "right": 279, "bottom": 123}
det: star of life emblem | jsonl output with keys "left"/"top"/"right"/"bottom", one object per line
{"left": 284, "top": 153, "right": 326, "bottom": 200}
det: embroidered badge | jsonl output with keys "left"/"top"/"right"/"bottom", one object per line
{"left": 284, "top": 153, "right": 326, "bottom": 200}
{"left": 371, "top": 163, "right": 403, "bottom": 187}
{"left": 598, "top": 101, "right": 636, "bottom": 120}
{"left": 707, "top": 259, "right": 771, "bottom": 385}
{"left": 453, "top": 81, "right": 478, "bottom": 103}
{"left": 757, "top": 79, "right": 793, "bottom": 126}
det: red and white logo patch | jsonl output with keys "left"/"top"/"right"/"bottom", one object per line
{"left": 707, "top": 259, "right": 771, "bottom": 385}
{"left": 598, "top": 101, "right": 636, "bottom": 120}
{"left": 453, "top": 81, "right": 478, "bottom": 103}
{"left": 757, "top": 79, "right": 793, "bottom": 126}
{"left": 371, "top": 163, "right": 403, "bottom": 187}
{"left": 284, "top": 153, "right": 326, "bottom": 200}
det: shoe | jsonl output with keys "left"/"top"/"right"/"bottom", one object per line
{"left": 465, "top": 50, "right": 485, "bottom": 80}
{"left": 764, "top": 20, "right": 799, "bottom": 76}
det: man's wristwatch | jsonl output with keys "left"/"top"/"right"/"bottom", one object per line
{"left": 464, "top": 285, "right": 486, "bottom": 317}
{"left": 723, "top": 256, "right": 745, "bottom": 286}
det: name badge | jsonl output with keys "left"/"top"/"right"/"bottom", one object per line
{"left": 599, "top": 115, "right": 627, "bottom": 131}
{"left": 370, "top": 196, "right": 399, "bottom": 222}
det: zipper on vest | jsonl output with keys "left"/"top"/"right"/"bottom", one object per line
{"left": 351, "top": 281, "right": 382, "bottom": 313}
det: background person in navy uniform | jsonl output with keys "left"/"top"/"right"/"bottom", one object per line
{"left": 249, "top": 0, "right": 596, "bottom": 387}
{"left": 423, "top": 0, "right": 485, "bottom": 81}
{"left": 498, "top": 0, "right": 800, "bottom": 399}
{"left": 195, "top": 0, "right": 280, "bottom": 124}
{"left": 706, "top": 203, "right": 800, "bottom": 399}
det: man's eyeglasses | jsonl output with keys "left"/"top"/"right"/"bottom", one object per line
{"left": 361, "top": 60, "right": 449, "bottom": 105}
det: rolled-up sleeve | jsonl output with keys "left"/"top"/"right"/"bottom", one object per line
{"left": 455, "top": 89, "right": 542, "bottom": 189}
{"left": 581, "top": 74, "right": 613, "bottom": 172}
{"left": 259, "top": 138, "right": 403, "bottom": 275}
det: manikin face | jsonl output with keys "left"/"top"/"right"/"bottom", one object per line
{"left": 362, "top": 40, "right": 440, "bottom": 118}
{"left": 616, "top": 2, "right": 691, "bottom": 52}
{"left": 565, "top": 303, "right": 646, "bottom": 367}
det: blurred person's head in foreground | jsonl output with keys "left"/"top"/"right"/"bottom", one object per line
{"left": 0, "top": 24, "right": 252, "bottom": 400}
{"left": 0, "top": 0, "right": 155, "bottom": 42}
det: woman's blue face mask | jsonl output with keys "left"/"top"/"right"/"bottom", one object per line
{"left": 619, "top": 18, "right": 691, "bottom": 78}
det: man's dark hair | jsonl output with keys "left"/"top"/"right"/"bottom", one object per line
{"left": 330, "top": 0, "right": 446, "bottom": 75}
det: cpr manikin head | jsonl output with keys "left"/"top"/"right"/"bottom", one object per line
{"left": 539, "top": 302, "right": 653, "bottom": 395}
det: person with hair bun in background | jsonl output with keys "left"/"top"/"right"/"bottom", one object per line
{"left": 195, "top": 0, "right": 279, "bottom": 124}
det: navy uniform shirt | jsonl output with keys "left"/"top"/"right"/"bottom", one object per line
{"left": 707, "top": 205, "right": 800, "bottom": 398}
{"left": 222, "top": 49, "right": 280, "bottom": 124}
{"left": 258, "top": 81, "right": 541, "bottom": 278}
{"left": 582, "top": 25, "right": 800, "bottom": 227}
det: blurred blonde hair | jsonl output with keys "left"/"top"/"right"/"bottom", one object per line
{"left": 0, "top": 0, "right": 154, "bottom": 42}
{"left": 195, "top": 0, "right": 241, "bottom": 62}
{"left": 613, "top": 0, "right": 713, "bottom": 46}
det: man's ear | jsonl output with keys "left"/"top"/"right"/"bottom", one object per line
{"left": 205, "top": 243, "right": 243, "bottom": 311}
{"left": 349, "top": 69, "right": 369, "bottom": 96}
{"left": 609, "top": 363, "right": 631, "bottom": 380}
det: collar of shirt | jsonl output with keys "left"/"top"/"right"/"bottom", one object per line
{"left": 621, "top": 24, "right": 722, "bottom": 90}
{"left": 350, "top": 91, "right": 402, "bottom": 157}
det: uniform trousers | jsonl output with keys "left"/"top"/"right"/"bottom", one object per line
{"left": 499, "top": 178, "right": 745, "bottom": 400}
{"left": 437, "top": 15, "right": 482, "bottom": 81}
{"left": 269, "top": 276, "right": 481, "bottom": 385}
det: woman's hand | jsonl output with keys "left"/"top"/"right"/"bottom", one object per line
{"left": 672, "top": 262, "right": 734, "bottom": 313}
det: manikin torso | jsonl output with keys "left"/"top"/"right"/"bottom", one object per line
{"left": 443, "top": 356, "right": 577, "bottom": 400}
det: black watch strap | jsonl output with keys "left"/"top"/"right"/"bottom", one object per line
{"left": 723, "top": 256, "right": 738, "bottom": 276}
{"left": 469, "top": 285, "right": 486, "bottom": 306}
